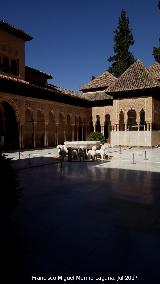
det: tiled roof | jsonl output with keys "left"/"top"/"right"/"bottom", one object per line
{"left": 0, "top": 20, "right": 32, "bottom": 41}
{"left": 0, "top": 74, "right": 89, "bottom": 101}
{"left": 80, "top": 71, "right": 117, "bottom": 91}
{"left": 25, "top": 66, "right": 53, "bottom": 79}
{"left": 107, "top": 60, "right": 160, "bottom": 93}
{"left": 0, "top": 73, "right": 59, "bottom": 93}
{"left": 148, "top": 63, "right": 160, "bottom": 80}
{"left": 51, "top": 85, "right": 87, "bottom": 100}
{"left": 82, "top": 91, "right": 112, "bottom": 101}
{"left": 53, "top": 86, "right": 112, "bottom": 101}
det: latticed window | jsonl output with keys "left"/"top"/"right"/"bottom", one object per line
{"left": 10, "top": 59, "right": 18, "bottom": 75}
{"left": 3, "top": 57, "right": 9, "bottom": 73}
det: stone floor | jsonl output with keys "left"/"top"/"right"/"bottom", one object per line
{"left": 4, "top": 146, "right": 160, "bottom": 172}
{"left": 97, "top": 147, "right": 160, "bottom": 173}
{"left": 4, "top": 147, "right": 160, "bottom": 283}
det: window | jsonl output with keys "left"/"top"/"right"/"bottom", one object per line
{"left": 10, "top": 59, "right": 18, "bottom": 75}
{"left": 3, "top": 57, "right": 9, "bottom": 73}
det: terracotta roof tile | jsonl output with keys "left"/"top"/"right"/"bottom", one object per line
{"left": 48, "top": 86, "right": 112, "bottom": 101}
{"left": 0, "top": 20, "right": 32, "bottom": 41}
{"left": 25, "top": 66, "right": 53, "bottom": 79}
{"left": 52, "top": 86, "right": 87, "bottom": 99}
{"left": 148, "top": 63, "right": 160, "bottom": 80}
{"left": 82, "top": 91, "right": 112, "bottom": 101}
{"left": 107, "top": 60, "right": 160, "bottom": 93}
{"left": 80, "top": 71, "right": 117, "bottom": 91}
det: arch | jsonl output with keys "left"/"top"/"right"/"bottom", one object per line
{"left": 83, "top": 118, "right": 87, "bottom": 141}
{"left": 140, "top": 109, "right": 146, "bottom": 130}
{"left": 127, "top": 109, "right": 137, "bottom": 131}
{"left": 66, "top": 114, "right": 72, "bottom": 141}
{"left": 0, "top": 101, "right": 19, "bottom": 149}
{"left": 78, "top": 116, "right": 83, "bottom": 140}
{"left": 74, "top": 116, "right": 78, "bottom": 141}
{"left": 35, "top": 110, "right": 45, "bottom": 148}
{"left": 89, "top": 116, "right": 94, "bottom": 133}
{"left": 3, "top": 57, "right": 9, "bottom": 73}
{"left": 104, "top": 114, "right": 111, "bottom": 140}
{"left": 119, "top": 110, "right": 125, "bottom": 131}
{"left": 48, "top": 112, "right": 56, "bottom": 147}
{"left": 0, "top": 97, "right": 20, "bottom": 122}
{"left": 58, "top": 113, "right": 64, "bottom": 144}
{"left": 95, "top": 115, "right": 101, "bottom": 133}
{"left": 23, "top": 109, "right": 34, "bottom": 149}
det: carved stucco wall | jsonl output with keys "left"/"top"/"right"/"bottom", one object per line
{"left": 92, "top": 96, "right": 153, "bottom": 127}
{"left": 113, "top": 97, "right": 153, "bottom": 125}
{"left": 0, "top": 92, "right": 91, "bottom": 127}
{"left": 92, "top": 105, "right": 114, "bottom": 125}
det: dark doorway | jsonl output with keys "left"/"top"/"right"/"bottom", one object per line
{"left": 23, "top": 109, "right": 34, "bottom": 149}
{"left": 48, "top": 112, "right": 56, "bottom": 147}
{"left": 104, "top": 114, "right": 111, "bottom": 140}
{"left": 127, "top": 109, "right": 137, "bottom": 131}
{"left": 95, "top": 115, "right": 101, "bottom": 133}
{"left": 140, "top": 109, "right": 146, "bottom": 130}
{"left": 119, "top": 110, "right": 125, "bottom": 131}
{"left": 0, "top": 102, "right": 18, "bottom": 150}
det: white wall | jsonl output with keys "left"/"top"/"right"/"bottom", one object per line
{"left": 111, "top": 131, "right": 152, "bottom": 147}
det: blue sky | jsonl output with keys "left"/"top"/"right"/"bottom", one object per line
{"left": 1, "top": 0, "right": 160, "bottom": 91}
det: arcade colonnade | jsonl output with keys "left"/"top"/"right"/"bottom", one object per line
{"left": 92, "top": 97, "right": 154, "bottom": 144}
{"left": 0, "top": 93, "right": 90, "bottom": 150}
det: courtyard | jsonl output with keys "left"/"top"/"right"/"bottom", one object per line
{"left": 4, "top": 147, "right": 160, "bottom": 283}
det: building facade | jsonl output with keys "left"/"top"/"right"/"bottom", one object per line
{"left": 0, "top": 20, "right": 160, "bottom": 150}
{"left": 0, "top": 21, "right": 91, "bottom": 150}
{"left": 81, "top": 61, "right": 160, "bottom": 147}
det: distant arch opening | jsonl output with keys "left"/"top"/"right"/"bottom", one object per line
{"left": 48, "top": 112, "right": 56, "bottom": 147}
{"left": 104, "top": 114, "right": 111, "bottom": 140}
{"left": 88, "top": 116, "right": 94, "bottom": 134}
{"left": 95, "top": 115, "right": 101, "bottom": 133}
{"left": 78, "top": 117, "right": 83, "bottom": 140}
{"left": 23, "top": 109, "right": 34, "bottom": 149}
{"left": 35, "top": 110, "right": 45, "bottom": 148}
{"left": 119, "top": 110, "right": 125, "bottom": 131}
{"left": 127, "top": 109, "right": 137, "bottom": 131}
{"left": 140, "top": 109, "right": 146, "bottom": 130}
{"left": 66, "top": 115, "right": 72, "bottom": 141}
{"left": 74, "top": 117, "right": 78, "bottom": 141}
{"left": 0, "top": 101, "right": 18, "bottom": 149}
{"left": 58, "top": 114, "right": 64, "bottom": 144}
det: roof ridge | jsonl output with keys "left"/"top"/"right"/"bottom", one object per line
{"left": 107, "top": 60, "right": 160, "bottom": 93}
{"left": 80, "top": 70, "right": 116, "bottom": 91}
{"left": 0, "top": 19, "right": 32, "bottom": 41}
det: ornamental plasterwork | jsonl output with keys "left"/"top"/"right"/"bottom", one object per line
{"left": 114, "top": 98, "right": 146, "bottom": 114}
{"left": 145, "top": 97, "right": 152, "bottom": 121}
